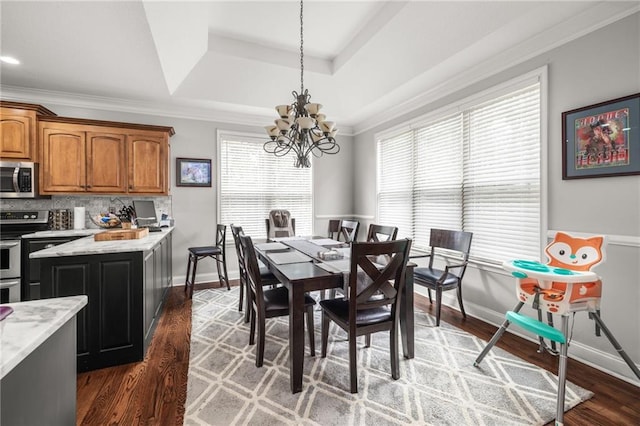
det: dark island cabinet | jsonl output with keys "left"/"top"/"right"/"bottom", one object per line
{"left": 39, "top": 233, "right": 172, "bottom": 372}
{"left": 22, "top": 236, "right": 83, "bottom": 301}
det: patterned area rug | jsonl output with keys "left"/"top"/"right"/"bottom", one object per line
{"left": 184, "top": 288, "right": 592, "bottom": 425}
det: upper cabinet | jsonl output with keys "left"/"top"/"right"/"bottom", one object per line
{"left": 0, "top": 101, "right": 56, "bottom": 161}
{"left": 128, "top": 132, "right": 167, "bottom": 194}
{"left": 38, "top": 116, "right": 174, "bottom": 195}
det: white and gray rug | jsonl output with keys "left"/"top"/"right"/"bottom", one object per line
{"left": 184, "top": 288, "right": 592, "bottom": 425}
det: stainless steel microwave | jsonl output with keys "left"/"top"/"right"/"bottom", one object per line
{"left": 0, "top": 161, "right": 43, "bottom": 198}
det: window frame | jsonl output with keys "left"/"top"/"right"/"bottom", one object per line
{"left": 216, "top": 129, "right": 314, "bottom": 242}
{"left": 375, "top": 67, "right": 548, "bottom": 266}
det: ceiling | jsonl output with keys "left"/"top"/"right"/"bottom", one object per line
{"left": 1, "top": 1, "right": 638, "bottom": 135}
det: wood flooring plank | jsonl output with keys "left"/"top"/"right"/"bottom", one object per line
{"left": 75, "top": 281, "right": 639, "bottom": 426}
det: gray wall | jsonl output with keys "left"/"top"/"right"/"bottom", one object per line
{"left": 353, "top": 12, "right": 640, "bottom": 384}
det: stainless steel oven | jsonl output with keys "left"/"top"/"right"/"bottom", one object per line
{"left": 0, "top": 239, "right": 21, "bottom": 280}
{"left": 0, "top": 277, "right": 20, "bottom": 303}
{"left": 0, "top": 210, "right": 50, "bottom": 303}
{"left": 0, "top": 239, "right": 21, "bottom": 303}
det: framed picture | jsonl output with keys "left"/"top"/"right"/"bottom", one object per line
{"left": 176, "top": 157, "right": 212, "bottom": 187}
{"left": 562, "top": 93, "right": 639, "bottom": 180}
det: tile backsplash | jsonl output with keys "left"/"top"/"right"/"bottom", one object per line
{"left": 0, "top": 195, "right": 172, "bottom": 229}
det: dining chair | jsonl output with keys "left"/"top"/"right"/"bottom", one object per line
{"left": 230, "top": 224, "right": 279, "bottom": 320}
{"left": 338, "top": 219, "right": 360, "bottom": 243}
{"left": 412, "top": 228, "right": 473, "bottom": 326}
{"left": 239, "top": 234, "right": 316, "bottom": 367}
{"left": 366, "top": 224, "right": 398, "bottom": 242}
{"left": 265, "top": 209, "right": 295, "bottom": 240}
{"left": 184, "top": 224, "right": 229, "bottom": 299}
{"left": 320, "top": 238, "right": 412, "bottom": 393}
{"left": 327, "top": 219, "right": 341, "bottom": 239}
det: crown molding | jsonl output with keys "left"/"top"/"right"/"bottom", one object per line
{"left": 0, "top": 85, "right": 355, "bottom": 136}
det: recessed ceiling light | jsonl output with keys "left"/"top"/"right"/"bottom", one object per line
{"left": 0, "top": 56, "right": 20, "bottom": 65}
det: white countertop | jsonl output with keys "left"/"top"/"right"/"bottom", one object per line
{"left": 21, "top": 228, "right": 102, "bottom": 239}
{"left": 0, "top": 295, "right": 88, "bottom": 379}
{"left": 29, "top": 227, "right": 174, "bottom": 259}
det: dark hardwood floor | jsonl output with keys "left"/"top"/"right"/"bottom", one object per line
{"left": 76, "top": 280, "right": 640, "bottom": 425}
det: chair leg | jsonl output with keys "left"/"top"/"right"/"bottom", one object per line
{"left": 244, "top": 281, "right": 251, "bottom": 323}
{"left": 249, "top": 305, "right": 256, "bottom": 346}
{"left": 222, "top": 252, "right": 230, "bottom": 290}
{"left": 256, "top": 311, "right": 266, "bottom": 368}
{"left": 321, "top": 313, "right": 329, "bottom": 358}
{"left": 184, "top": 254, "right": 193, "bottom": 297}
{"left": 238, "top": 277, "right": 244, "bottom": 312}
{"left": 365, "top": 334, "right": 371, "bottom": 347}
{"left": 349, "top": 329, "right": 358, "bottom": 393}
{"left": 390, "top": 322, "right": 400, "bottom": 380}
{"left": 215, "top": 254, "right": 230, "bottom": 291}
{"left": 556, "top": 316, "right": 570, "bottom": 424}
{"left": 185, "top": 255, "right": 198, "bottom": 299}
{"left": 306, "top": 306, "right": 315, "bottom": 357}
{"left": 427, "top": 288, "right": 433, "bottom": 304}
{"left": 457, "top": 285, "right": 467, "bottom": 318}
{"left": 435, "top": 287, "right": 443, "bottom": 326}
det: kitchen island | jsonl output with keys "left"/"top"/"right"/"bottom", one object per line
{"left": 1, "top": 295, "right": 87, "bottom": 425}
{"left": 29, "top": 227, "right": 173, "bottom": 372}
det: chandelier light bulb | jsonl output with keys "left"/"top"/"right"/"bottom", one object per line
{"left": 275, "top": 104, "right": 293, "bottom": 118}
{"left": 319, "top": 121, "right": 335, "bottom": 134}
{"left": 304, "top": 103, "right": 322, "bottom": 117}
{"left": 296, "top": 116, "right": 316, "bottom": 130}
{"left": 265, "top": 125, "right": 280, "bottom": 139}
{"left": 275, "top": 118, "right": 293, "bottom": 131}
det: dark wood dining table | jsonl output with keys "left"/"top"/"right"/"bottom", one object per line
{"left": 255, "top": 238, "right": 415, "bottom": 393}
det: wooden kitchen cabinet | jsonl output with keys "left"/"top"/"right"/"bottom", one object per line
{"left": 40, "top": 123, "right": 87, "bottom": 192}
{"left": 0, "top": 101, "right": 56, "bottom": 161}
{"left": 128, "top": 132, "right": 168, "bottom": 194}
{"left": 87, "top": 131, "right": 127, "bottom": 192}
{"left": 38, "top": 116, "right": 173, "bottom": 195}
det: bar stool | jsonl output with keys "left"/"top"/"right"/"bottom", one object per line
{"left": 184, "top": 224, "right": 229, "bottom": 299}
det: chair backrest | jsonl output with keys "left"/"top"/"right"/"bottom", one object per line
{"left": 428, "top": 228, "right": 473, "bottom": 277}
{"left": 327, "top": 219, "right": 341, "bottom": 239}
{"left": 230, "top": 224, "right": 246, "bottom": 284}
{"left": 339, "top": 220, "right": 360, "bottom": 243}
{"left": 216, "top": 224, "right": 227, "bottom": 252}
{"left": 238, "top": 234, "right": 265, "bottom": 306}
{"left": 348, "top": 239, "right": 412, "bottom": 318}
{"left": 266, "top": 209, "right": 295, "bottom": 239}
{"left": 367, "top": 224, "right": 398, "bottom": 242}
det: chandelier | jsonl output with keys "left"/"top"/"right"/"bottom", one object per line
{"left": 263, "top": 0, "right": 339, "bottom": 168}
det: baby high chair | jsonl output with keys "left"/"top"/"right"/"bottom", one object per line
{"left": 474, "top": 231, "right": 640, "bottom": 426}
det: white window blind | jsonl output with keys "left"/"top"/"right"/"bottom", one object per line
{"left": 219, "top": 132, "right": 312, "bottom": 240}
{"left": 377, "top": 82, "right": 541, "bottom": 263}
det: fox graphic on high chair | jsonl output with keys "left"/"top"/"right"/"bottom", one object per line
{"left": 474, "top": 231, "right": 640, "bottom": 426}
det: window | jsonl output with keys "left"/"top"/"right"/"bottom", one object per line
{"left": 218, "top": 131, "right": 312, "bottom": 240}
{"left": 377, "top": 78, "right": 542, "bottom": 264}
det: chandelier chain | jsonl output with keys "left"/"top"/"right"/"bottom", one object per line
{"left": 299, "top": 0, "right": 304, "bottom": 94}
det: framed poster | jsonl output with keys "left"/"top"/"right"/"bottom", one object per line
{"left": 176, "top": 157, "right": 212, "bottom": 187}
{"left": 562, "top": 93, "right": 639, "bottom": 179}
